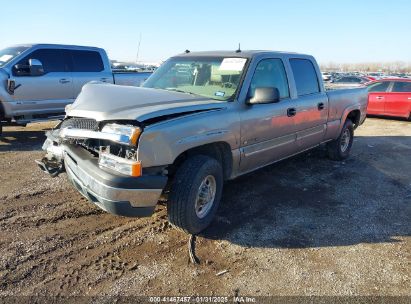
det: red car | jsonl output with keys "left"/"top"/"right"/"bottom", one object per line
{"left": 366, "top": 78, "right": 411, "bottom": 119}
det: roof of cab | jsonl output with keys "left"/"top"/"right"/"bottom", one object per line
{"left": 175, "top": 50, "right": 309, "bottom": 58}
{"left": 10, "top": 43, "right": 104, "bottom": 51}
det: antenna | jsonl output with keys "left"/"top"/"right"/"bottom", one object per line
{"left": 236, "top": 43, "right": 241, "bottom": 53}
{"left": 136, "top": 33, "right": 142, "bottom": 63}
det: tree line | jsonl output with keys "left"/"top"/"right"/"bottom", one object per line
{"left": 320, "top": 61, "right": 411, "bottom": 73}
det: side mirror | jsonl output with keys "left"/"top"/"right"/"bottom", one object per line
{"left": 13, "top": 59, "right": 44, "bottom": 76}
{"left": 247, "top": 87, "right": 280, "bottom": 104}
{"left": 28, "top": 59, "right": 44, "bottom": 76}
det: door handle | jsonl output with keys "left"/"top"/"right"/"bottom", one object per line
{"left": 59, "top": 78, "right": 70, "bottom": 84}
{"left": 100, "top": 77, "right": 109, "bottom": 82}
{"left": 287, "top": 108, "right": 297, "bottom": 117}
{"left": 408, "top": 97, "right": 411, "bottom": 100}
{"left": 318, "top": 102, "right": 325, "bottom": 110}
{"left": 376, "top": 96, "right": 384, "bottom": 100}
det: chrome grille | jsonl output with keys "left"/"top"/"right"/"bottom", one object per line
{"left": 60, "top": 118, "right": 99, "bottom": 131}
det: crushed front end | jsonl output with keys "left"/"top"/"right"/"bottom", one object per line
{"left": 36, "top": 117, "right": 167, "bottom": 217}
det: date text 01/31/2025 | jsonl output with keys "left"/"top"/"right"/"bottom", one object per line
{"left": 148, "top": 296, "right": 257, "bottom": 303}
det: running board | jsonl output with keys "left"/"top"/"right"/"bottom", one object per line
{"left": 10, "top": 115, "right": 65, "bottom": 125}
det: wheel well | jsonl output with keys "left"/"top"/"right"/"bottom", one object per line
{"left": 346, "top": 110, "right": 361, "bottom": 128}
{"left": 169, "top": 142, "right": 233, "bottom": 181}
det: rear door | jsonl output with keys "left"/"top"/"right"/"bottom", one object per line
{"left": 367, "top": 81, "right": 391, "bottom": 115}
{"left": 11, "top": 48, "right": 74, "bottom": 117}
{"left": 385, "top": 81, "right": 411, "bottom": 118}
{"left": 69, "top": 50, "right": 114, "bottom": 97}
{"left": 239, "top": 58, "right": 297, "bottom": 173}
{"left": 289, "top": 58, "right": 328, "bottom": 151}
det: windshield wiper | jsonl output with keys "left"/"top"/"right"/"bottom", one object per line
{"left": 166, "top": 88, "right": 197, "bottom": 95}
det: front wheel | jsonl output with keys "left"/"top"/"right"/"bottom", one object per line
{"left": 167, "top": 155, "right": 223, "bottom": 234}
{"left": 327, "top": 119, "right": 354, "bottom": 161}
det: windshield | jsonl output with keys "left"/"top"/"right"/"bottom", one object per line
{"left": 143, "top": 56, "right": 248, "bottom": 101}
{"left": 0, "top": 46, "right": 29, "bottom": 67}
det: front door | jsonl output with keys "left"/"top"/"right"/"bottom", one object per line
{"left": 367, "top": 81, "right": 391, "bottom": 115}
{"left": 11, "top": 48, "right": 74, "bottom": 119}
{"left": 239, "top": 58, "right": 297, "bottom": 173}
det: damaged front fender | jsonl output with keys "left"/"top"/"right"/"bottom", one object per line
{"left": 36, "top": 129, "right": 65, "bottom": 177}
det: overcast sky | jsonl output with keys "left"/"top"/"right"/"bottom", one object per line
{"left": 1, "top": 0, "right": 410, "bottom": 63}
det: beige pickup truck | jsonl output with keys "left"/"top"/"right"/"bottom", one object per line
{"left": 37, "top": 50, "right": 368, "bottom": 234}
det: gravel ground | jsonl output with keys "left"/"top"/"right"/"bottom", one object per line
{"left": 0, "top": 118, "right": 410, "bottom": 298}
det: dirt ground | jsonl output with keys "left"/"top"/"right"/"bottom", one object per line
{"left": 0, "top": 118, "right": 410, "bottom": 298}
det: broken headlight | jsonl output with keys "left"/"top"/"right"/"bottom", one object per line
{"left": 101, "top": 123, "right": 142, "bottom": 146}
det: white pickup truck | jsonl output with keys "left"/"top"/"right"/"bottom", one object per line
{"left": 0, "top": 44, "right": 152, "bottom": 134}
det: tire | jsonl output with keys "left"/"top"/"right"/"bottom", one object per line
{"left": 167, "top": 155, "right": 223, "bottom": 234}
{"left": 327, "top": 119, "right": 354, "bottom": 161}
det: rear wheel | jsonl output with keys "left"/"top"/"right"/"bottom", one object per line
{"left": 167, "top": 155, "right": 223, "bottom": 234}
{"left": 327, "top": 119, "right": 354, "bottom": 161}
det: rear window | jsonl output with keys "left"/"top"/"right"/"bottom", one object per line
{"left": 336, "top": 76, "right": 363, "bottom": 83}
{"left": 350, "top": 77, "right": 362, "bottom": 83}
{"left": 335, "top": 77, "right": 348, "bottom": 83}
{"left": 70, "top": 50, "right": 104, "bottom": 72}
{"left": 392, "top": 81, "right": 411, "bottom": 92}
{"left": 290, "top": 59, "right": 320, "bottom": 96}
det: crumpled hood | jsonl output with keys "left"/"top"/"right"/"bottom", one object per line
{"left": 67, "top": 82, "right": 227, "bottom": 122}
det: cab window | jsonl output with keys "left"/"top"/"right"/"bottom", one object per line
{"left": 290, "top": 59, "right": 320, "bottom": 96}
{"left": 70, "top": 50, "right": 104, "bottom": 72}
{"left": 14, "top": 49, "right": 67, "bottom": 75}
{"left": 249, "top": 59, "right": 290, "bottom": 99}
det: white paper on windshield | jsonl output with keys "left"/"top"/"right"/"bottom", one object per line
{"left": 219, "top": 58, "right": 246, "bottom": 71}
{"left": 0, "top": 55, "right": 13, "bottom": 62}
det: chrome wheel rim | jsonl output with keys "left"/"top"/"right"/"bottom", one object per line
{"left": 340, "top": 129, "right": 351, "bottom": 152}
{"left": 195, "top": 175, "right": 216, "bottom": 219}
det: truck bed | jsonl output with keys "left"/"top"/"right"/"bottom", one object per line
{"left": 326, "top": 87, "right": 368, "bottom": 122}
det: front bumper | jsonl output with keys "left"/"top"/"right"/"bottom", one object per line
{"left": 62, "top": 144, "right": 167, "bottom": 217}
